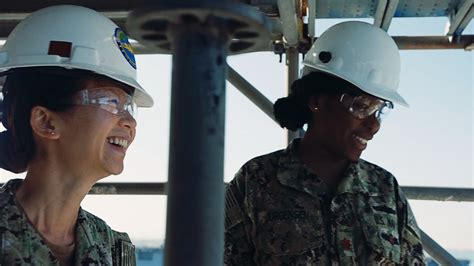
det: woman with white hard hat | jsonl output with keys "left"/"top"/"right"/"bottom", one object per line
{"left": 0, "top": 5, "right": 153, "bottom": 265}
{"left": 224, "top": 21, "right": 424, "bottom": 265}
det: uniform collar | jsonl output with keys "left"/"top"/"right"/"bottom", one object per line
{"left": 0, "top": 178, "right": 22, "bottom": 195}
{"left": 337, "top": 161, "right": 372, "bottom": 195}
{"left": 276, "top": 139, "right": 327, "bottom": 198}
{"left": 276, "top": 139, "right": 373, "bottom": 197}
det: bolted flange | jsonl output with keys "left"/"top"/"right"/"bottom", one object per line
{"left": 126, "top": 1, "right": 271, "bottom": 55}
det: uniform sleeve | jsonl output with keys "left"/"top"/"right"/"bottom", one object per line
{"left": 224, "top": 166, "right": 256, "bottom": 266}
{"left": 397, "top": 187, "right": 425, "bottom": 265}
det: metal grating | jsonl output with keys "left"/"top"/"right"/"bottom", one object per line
{"left": 396, "top": 0, "right": 461, "bottom": 17}
{"left": 315, "top": 0, "right": 377, "bottom": 18}
{"left": 312, "top": 0, "right": 463, "bottom": 18}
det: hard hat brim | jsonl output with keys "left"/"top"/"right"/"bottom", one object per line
{"left": 303, "top": 66, "right": 409, "bottom": 107}
{"left": 0, "top": 64, "right": 154, "bottom": 108}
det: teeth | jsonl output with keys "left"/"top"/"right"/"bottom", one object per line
{"left": 354, "top": 135, "right": 368, "bottom": 145}
{"left": 107, "top": 137, "right": 128, "bottom": 149}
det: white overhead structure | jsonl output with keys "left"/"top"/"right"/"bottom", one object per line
{"left": 0, "top": 0, "right": 473, "bottom": 50}
{"left": 0, "top": 1, "right": 472, "bottom": 265}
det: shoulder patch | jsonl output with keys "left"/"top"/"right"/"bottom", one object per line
{"left": 225, "top": 187, "right": 244, "bottom": 229}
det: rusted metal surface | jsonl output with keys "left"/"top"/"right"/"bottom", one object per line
{"left": 393, "top": 35, "right": 474, "bottom": 50}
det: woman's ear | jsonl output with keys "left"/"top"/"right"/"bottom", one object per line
{"left": 30, "top": 106, "right": 60, "bottom": 140}
{"left": 307, "top": 95, "right": 321, "bottom": 113}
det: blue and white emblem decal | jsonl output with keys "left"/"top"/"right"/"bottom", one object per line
{"left": 114, "top": 28, "right": 136, "bottom": 69}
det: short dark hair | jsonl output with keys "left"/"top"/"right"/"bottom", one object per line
{"left": 0, "top": 67, "right": 103, "bottom": 173}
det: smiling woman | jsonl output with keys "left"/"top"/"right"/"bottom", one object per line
{"left": 224, "top": 21, "right": 425, "bottom": 265}
{"left": 0, "top": 5, "right": 152, "bottom": 266}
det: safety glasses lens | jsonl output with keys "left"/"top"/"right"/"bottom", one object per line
{"left": 340, "top": 93, "right": 393, "bottom": 121}
{"left": 78, "top": 88, "right": 137, "bottom": 118}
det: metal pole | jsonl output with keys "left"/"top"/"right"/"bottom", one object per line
{"left": 421, "top": 229, "right": 460, "bottom": 265}
{"left": 227, "top": 65, "right": 276, "bottom": 122}
{"left": 126, "top": 3, "right": 270, "bottom": 265}
{"left": 276, "top": 0, "right": 299, "bottom": 47}
{"left": 286, "top": 47, "right": 301, "bottom": 143}
{"left": 165, "top": 23, "right": 227, "bottom": 266}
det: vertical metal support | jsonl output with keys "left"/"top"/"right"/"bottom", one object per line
{"left": 127, "top": 3, "right": 270, "bottom": 265}
{"left": 286, "top": 47, "right": 301, "bottom": 143}
{"left": 373, "top": 0, "right": 388, "bottom": 27}
{"left": 308, "top": 0, "right": 316, "bottom": 39}
{"left": 446, "top": 0, "right": 474, "bottom": 36}
{"left": 373, "top": 0, "right": 398, "bottom": 31}
{"left": 277, "top": 0, "right": 300, "bottom": 47}
{"left": 165, "top": 24, "right": 227, "bottom": 266}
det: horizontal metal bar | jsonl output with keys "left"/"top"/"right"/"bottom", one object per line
{"left": 89, "top": 182, "right": 167, "bottom": 195}
{"left": 393, "top": 35, "right": 474, "bottom": 50}
{"left": 132, "top": 36, "right": 474, "bottom": 52}
{"left": 87, "top": 185, "right": 474, "bottom": 201}
{"left": 421, "top": 229, "right": 460, "bottom": 265}
{"left": 402, "top": 186, "right": 474, "bottom": 202}
{"left": 1, "top": 33, "right": 473, "bottom": 51}
{"left": 0, "top": 11, "right": 129, "bottom": 20}
{"left": 132, "top": 42, "right": 169, "bottom": 55}
{"left": 83, "top": 184, "right": 474, "bottom": 200}
{"left": 1, "top": 183, "right": 472, "bottom": 201}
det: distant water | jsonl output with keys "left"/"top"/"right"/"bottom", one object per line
{"left": 135, "top": 246, "right": 473, "bottom": 266}
{"left": 136, "top": 247, "right": 163, "bottom": 266}
{"left": 449, "top": 250, "right": 474, "bottom": 266}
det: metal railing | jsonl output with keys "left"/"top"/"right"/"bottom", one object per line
{"left": 83, "top": 182, "right": 474, "bottom": 201}
{"left": 2, "top": 181, "right": 470, "bottom": 265}
{"left": 3, "top": 181, "right": 472, "bottom": 200}
{"left": 88, "top": 182, "right": 474, "bottom": 265}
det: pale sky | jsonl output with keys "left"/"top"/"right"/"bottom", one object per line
{"left": 1, "top": 16, "right": 472, "bottom": 258}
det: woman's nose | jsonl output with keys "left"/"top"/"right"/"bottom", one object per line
{"left": 364, "top": 113, "right": 381, "bottom": 135}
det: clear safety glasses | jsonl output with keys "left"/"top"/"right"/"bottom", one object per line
{"left": 339, "top": 93, "right": 393, "bottom": 122}
{"left": 71, "top": 87, "right": 137, "bottom": 119}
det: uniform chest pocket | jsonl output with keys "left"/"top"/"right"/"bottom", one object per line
{"left": 360, "top": 196, "right": 401, "bottom": 264}
{"left": 255, "top": 209, "right": 324, "bottom": 255}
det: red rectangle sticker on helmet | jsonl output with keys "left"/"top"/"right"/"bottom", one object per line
{"left": 48, "top": 41, "right": 72, "bottom": 58}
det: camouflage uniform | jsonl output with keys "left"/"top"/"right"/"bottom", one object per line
{"left": 0, "top": 179, "right": 136, "bottom": 266}
{"left": 225, "top": 139, "right": 424, "bottom": 265}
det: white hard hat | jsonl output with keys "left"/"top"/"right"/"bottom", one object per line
{"left": 0, "top": 5, "right": 153, "bottom": 107}
{"left": 302, "top": 21, "right": 408, "bottom": 107}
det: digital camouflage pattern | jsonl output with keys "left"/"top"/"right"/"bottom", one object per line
{"left": 0, "top": 179, "right": 136, "bottom": 265}
{"left": 225, "top": 139, "right": 424, "bottom": 265}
